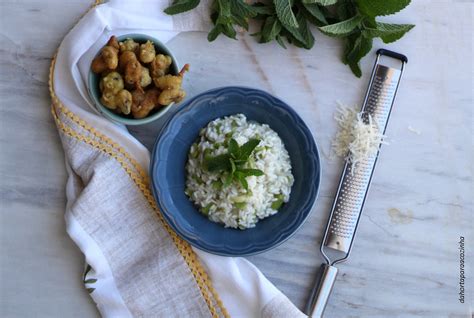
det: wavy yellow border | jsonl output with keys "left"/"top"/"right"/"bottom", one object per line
{"left": 49, "top": 1, "right": 229, "bottom": 317}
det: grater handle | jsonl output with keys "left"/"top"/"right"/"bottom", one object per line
{"left": 306, "top": 264, "right": 338, "bottom": 318}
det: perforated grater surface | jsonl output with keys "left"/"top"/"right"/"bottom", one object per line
{"left": 306, "top": 49, "right": 407, "bottom": 318}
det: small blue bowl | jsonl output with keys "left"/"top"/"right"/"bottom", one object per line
{"left": 88, "top": 34, "right": 179, "bottom": 125}
{"left": 150, "top": 87, "right": 321, "bottom": 256}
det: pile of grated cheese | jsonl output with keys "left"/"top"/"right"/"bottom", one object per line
{"left": 332, "top": 103, "right": 387, "bottom": 171}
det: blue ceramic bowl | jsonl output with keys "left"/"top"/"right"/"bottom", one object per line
{"left": 88, "top": 34, "right": 179, "bottom": 125}
{"left": 150, "top": 87, "right": 321, "bottom": 256}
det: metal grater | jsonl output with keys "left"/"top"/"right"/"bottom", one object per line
{"left": 306, "top": 49, "right": 407, "bottom": 318}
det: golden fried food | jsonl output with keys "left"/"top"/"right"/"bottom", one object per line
{"left": 158, "top": 88, "right": 186, "bottom": 105}
{"left": 131, "top": 87, "right": 161, "bottom": 119}
{"left": 100, "top": 71, "right": 124, "bottom": 94}
{"left": 153, "top": 64, "right": 189, "bottom": 89}
{"left": 106, "top": 35, "right": 120, "bottom": 50}
{"left": 124, "top": 59, "right": 142, "bottom": 87}
{"left": 140, "top": 66, "right": 152, "bottom": 88}
{"left": 93, "top": 36, "right": 188, "bottom": 118}
{"left": 91, "top": 45, "right": 119, "bottom": 74}
{"left": 139, "top": 41, "right": 156, "bottom": 64}
{"left": 119, "top": 51, "right": 137, "bottom": 71}
{"left": 119, "top": 38, "right": 139, "bottom": 53}
{"left": 100, "top": 90, "right": 118, "bottom": 109}
{"left": 153, "top": 74, "right": 182, "bottom": 90}
{"left": 131, "top": 89, "right": 146, "bottom": 113}
{"left": 150, "top": 54, "right": 172, "bottom": 79}
{"left": 115, "top": 89, "right": 132, "bottom": 115}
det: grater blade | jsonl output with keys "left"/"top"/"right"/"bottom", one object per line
{"left": 324, "top": 51, "right": 405, "bottom": 256}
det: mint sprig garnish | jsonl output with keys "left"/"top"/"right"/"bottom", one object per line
{"left": 205, "top": 138, "right": 264, "bottom": 190}
{"left": 163, "top": 0, "right": 414, "bottom": 77}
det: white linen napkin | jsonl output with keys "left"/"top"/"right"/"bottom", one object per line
{"left": 52, "top": 0, "right": 306, "bottom": 317}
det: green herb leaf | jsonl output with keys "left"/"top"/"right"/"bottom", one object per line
{"left": 234, "top": 171, "right": 249, "bottom": 190}
{"left": 274, "top": 0, "right": 299, "bottom": 28}
{"left": 84, "top": 279, "right": 97, "bottom": 284}
{"left": 344, "top": 32, "right": 373, "bottom": 77}
{"left": 239, "top": 139, "right": 261, "bottom": 160}
{"left": 252, "top": 2, "right": 276, "bottom": 16}
{"left": 164, "top": 0, "right": 201, "bottom": 15}
{"left": 260, "top": 16, "right": 283, "bottom": 43}
{"left": 319, "top": 15, "right": 363, "bottom": 37}
{"left": 230, "top": 158, "right": 236, "bottom": 173}
{"left": 357, "top": 0, "right": 411, "bottom": 17}
{"left": 302, "top": 0, "right": 337, "bottom": 5}
{"left": 275, "top": 34, "right": 287, "bottom": 48}
{"left": 283, "top": 13, "right": 314, "bottom": 50}
{"left": 231, "top": 0, "right": 258, "bottom": 18}
{"left": 363, "top": 22, "right": 414, "bottom": 43}
{"left": 165, "top": 0, "right": 414, "bottom": 78}
{"left": 229, "top": 138, "right": 240, "bottom": 158}
{"left": 301, "top": 2, "right": 328, "bottom": 25}
{"left": 239, "top": 169, "right": 265, "bottom": 177}
{"left": 206, "top": 154, "right": 231, "bottom": 171}
{"left": 224, "top": 172, "right": 234, "bottom": 187}
{"left": 208, "top": 24, "right": 223, "bottom": 41}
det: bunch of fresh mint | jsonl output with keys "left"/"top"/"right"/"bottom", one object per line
{"left": 164, "top": 0, "right": 414, "bottom": 77}
{"left": 204, "top": 138, "right": 264, "bottom": 190}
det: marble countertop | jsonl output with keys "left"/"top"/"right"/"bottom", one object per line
{"left": 1, "top": 0, "right": 472, "bottom": 317}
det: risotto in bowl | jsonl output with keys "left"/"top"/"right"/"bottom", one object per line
{"left": 150, "top": 86, "right": 321, "bottom": 256}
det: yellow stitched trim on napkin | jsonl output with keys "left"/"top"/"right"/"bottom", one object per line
{"left": 48, "top": 1, "right": 229, "bottom": 317}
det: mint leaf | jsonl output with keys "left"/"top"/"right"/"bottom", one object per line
{"left": 275, "top": 34, "right": 287, "bottom": 48}
{"left": 229, "top": 138, "right": 240, "bottom": 158}
{"left": 274, "top": 0, "right": 299, "bottom": 28}
{"left": 252, "top": 2, "right": 275, "bottom": 16}
{"left": 301, "top": 2, "right": 327, "bottom": 26}
{"left": 231, "top": 0, "right": 258, "bottom": 18}
{"left": 230, "top": 158, "right": 236, "bottom": 173}
{"left": 260, "top": 16, "right": 282, "bottom": 43}
{"left": 283, "top": 11, "right": 315, "bottom": 49}
{"left": 363, "top": 22, "right": 414, "bottom": 43}
{"left": 207, "top": 25, "right": 223, "bottom": 41}
{"left": 240, "top": 169, "right": 264, "bottom": 177}
{"left": 319, "top": 15, "right": 363, "bottom": 37}
{"left": 239, "top": 139, "right": 261, "bottom": 160}
{"left": 344, "top": 33, "right": 372, "bottom": 77}
{"left": 356, "top": 0, "right": 411, "bottom": 17}
{"left": 303, "top": 0, "right": 337, "bottom": 5}
{"left": 234, "top": 171, "right": 249, "bottom": 190}
{"left": 164, "top": 0, "right": 200, "bottom": 15}
{"left": 224, "top": 172, "right": 233, "bottom": 187}
{"left": 206, "top": 154, "right": 231, "bottom": 171}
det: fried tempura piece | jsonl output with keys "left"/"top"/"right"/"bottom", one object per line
{"left": 119, "top": 38, "right": 139, "bottom": 53}
{"left": 91, "top": 45, "right": 119, "bottom": 74}
{"left": 100, "top": 71, "right": 124, "bottom": 94}
{"left": 115, "top": 89, "right": 132, "bottom": 115}
{"left": 131, "top": 87, "right": 161, "bottom": 119}
{"left": 140, "top": 66, "right": 152, "bottom": 88}
{"left": 158, "top": 88, "right": 186, "bottom": 105}
{"left": 150, "top": 54, "right": 172, "bottom": 79}
{"left": 106, "top": 35, "right": 120, "bottom": 50}
{"left": 119, "top": 51, "right": 137, "bottom": 72}
{"left": 139, "top": 41, "right": 156, "bottom": 64}
{"left": 124, "top": 59, "right": 142, "bottom": 87}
